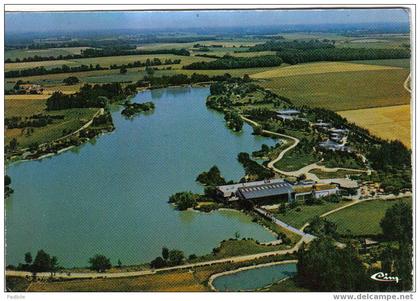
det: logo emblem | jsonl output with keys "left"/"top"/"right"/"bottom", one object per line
{"left": 371, "top": 272, "right": 400, "bottom": 283}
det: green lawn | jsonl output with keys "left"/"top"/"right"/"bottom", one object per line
{"left": 274, "top": 148, "right": 320, "bottom": 172}
{"left": 259, "top": 69, "right": 410, "bottom": 111}
{"left": 309, "top": 168, "right": 363, "bottom": 179}
{"left": 274, "top": 201, "right": 349, "bottom": 229}
{"left": 326, "top": 197, "right": 412, "bottom": 236}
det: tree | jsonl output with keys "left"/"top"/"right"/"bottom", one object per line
{"left": 380, "top": 202, "right": 412, "bottom": 243}
{"left": 5, "top": 175, "right": 11, "bottom": 187}
{"left": 297, "top": 237, "right": 368, "bottom": 291}
{"left": 9, "top": 138, "right": 18, "bottom": 151}
{"left": 32, "top": 250, "right": 58, "bottom": 276}
{"left": 168, "top": 191, "right": 199, "bottom": 210}
{"left": 62, "top": 76, "right": 80, "bottom": 85}
{"left": 24, "top": 252, "right": 32, "bottom": 265}
{"left": 88, "top": 254, "right": 111, "bottom": 272}
{"left": 120, "top": 67, "right": 128, "bottom": 74}
{"left": 150, "top": 256, "right": 166, "bottom": 269}
{"left": 196, "top": 165, "right": 226, "bottom": 186}
{"left": 117, "top": 259, "right": 122, "bottom": 268}
{"left": 145, "top": 66, "right": 155, "bottom": 76}
{"left": 162, "top": 247, "right": 169, "bottom": 261}
{"left": 168, "top": 249, "right": 184, "bottom": 266}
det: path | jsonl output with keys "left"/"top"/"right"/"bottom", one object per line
{"left": 6, "top": 237, "right": 308, "bottom": 280}
{"left": 254, "top": 207, "right": 315, "bottom": 242}
{"left": 241, "top": 115, "right": 367, "bottom": 180}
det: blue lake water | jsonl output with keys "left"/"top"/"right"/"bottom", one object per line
{"left": 212, "top": 262, "right": 297, "bottom": 292}
{"left": 6, "top": 86, "right": 277, "bottom": 267}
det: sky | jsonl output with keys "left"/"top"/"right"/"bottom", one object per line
{"left": 5, "top": 9, "right": 410, "bottom": 34}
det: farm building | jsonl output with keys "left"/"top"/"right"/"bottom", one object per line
{"left": 215, "top": 179, "right": 290, "bottom": 202}
{"left": 319, "top": 140, "right": 352, "bottom": 152}
{"left": 293, "top": 183, "right": 339, "bottom": 202}
{"left": 236, "top": 180, "right": 294, "bottom": 204}
{"left": 276, "top": 109, "right": 300, "bottom": 120}
{"left": 216, "top": 179, "right": 339, "bottom": 205}
{"left": 17, "top": 83, "right": 42, "bottom": 94}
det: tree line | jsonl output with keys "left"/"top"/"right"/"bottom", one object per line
{"left": 276, "top": 47, "right": 410, "bottom": 65}
{"left": 247, "top": 39, "right": 335, "bottom": 52}
{"left": 5, "top": 47, "right": 190, "bottom": 64}
{"left": 5, "top": 114, "right": 64, "bottom": 129}
{"left": 46, "top": 83, "right": 136, "bottom": 110}
{"left": 141, "top": 72, "right": 233, "bottom": 88}
{"left": 109, "top": 58, "right": 181, "bottom": 70}
{"left": 183, "top": 55, "right": 283, "bottom": 70}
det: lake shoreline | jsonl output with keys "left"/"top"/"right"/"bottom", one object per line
{"left": 6, "top": 85, "right": 278, "bottom": 268}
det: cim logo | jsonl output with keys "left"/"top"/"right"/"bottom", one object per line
{"left": 370, "top": 272, "right": 400, "bottom": 283}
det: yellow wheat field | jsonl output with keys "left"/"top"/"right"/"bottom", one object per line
{"left": 338, "top": 104, "right": 411, "bottom": 148}
{"left": 251, "top": 61, "right": 402, "bottom": 79}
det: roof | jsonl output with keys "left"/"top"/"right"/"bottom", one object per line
{"left": 319, "top": 178, "right": 359, "bottom": 189}
{"left": 294, "top": 183, "right": 337, "bottom": 193}
{"left": 293, "top": 185, "right": 313, "bottom": 193}
{"left": 277, "top": 109, "right": 300, "bottom": 115}
{"left": 217, "top": 178, "right": 286, "bottom": 197}
{"left": 314, "top": 184, "right": 337, "bottom": 191}
{"left": 237, "top": 180, "right": 293, "bottom": 200}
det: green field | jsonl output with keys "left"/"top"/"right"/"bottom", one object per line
{"left": 5, "top": 47, "right": 91, "bottom": 60}
{"left": 5, "top": 96, "right": 98, "bottom": 149}
{"left": 259, "top": 68, "right": 410, "bottom": 111}
{"left": 350, "top": 58, "right": 411, "bottom": 69}
{"left": 326, "top": 198, "right": 411, "bottom": 236}
{"left": 274, "top": 201, "right": 349, "bottom": 229}
{"left": 5, "top": 53, "right": 214, "bottom": 72}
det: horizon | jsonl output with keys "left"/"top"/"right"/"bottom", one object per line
{"left": 5, "top": 8, "right": 410, "bottom": 34}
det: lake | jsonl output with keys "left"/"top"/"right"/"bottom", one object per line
{"left": 212, "top": 262, "right": 297, "bottom": 291}
{"left": 6, "top": 86, "right": 277, "bottom": 267}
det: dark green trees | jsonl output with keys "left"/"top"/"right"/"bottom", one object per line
{"left": 196, "top": 165, "right": 226, "bottom": 186}
{"left": 297, "top": 238, "right": 367, "bottom": 291}
{"left": 62, "top": 76, "right": 80, "bottom": 85}
{"left": 31, "top": 250, "right": 59, "bottom": 276}
{"left": 379, "top": 202, "right": 413, "bottom": 291}
{"left": 168, "top": 191, "right": 199, "bottom": 210}
{"left": 88, "top": 254, "right": 112, "bottom": 272}
{"left": 150, "top": 247, "right": 185, "bottom": 268}
{"left": 380, "top": 202, "right": 412, "bottom": 242}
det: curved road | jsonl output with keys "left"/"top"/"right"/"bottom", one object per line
{"left": 7, "top": 237, "right": 308, "bottom": 280}
{"left": 241, "top": 115, "right": 367, "bottom": 179}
